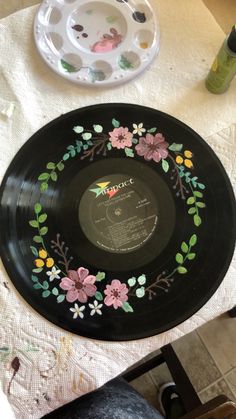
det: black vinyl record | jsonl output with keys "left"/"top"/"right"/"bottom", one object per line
{"left": 0, "top": 104, "right": 235, "bottom": 341}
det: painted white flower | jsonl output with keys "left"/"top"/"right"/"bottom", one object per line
{"left": 132, "top": 123, "right": 146, "bottom": 136}
{"left": 70, "top": 304, "right": 85, "bottom": 319}
{"left": 89, "top": 300, "right": 103, "bottom": 316}
{"left": 46, "top": 266, "right": 61, "bottom": 281}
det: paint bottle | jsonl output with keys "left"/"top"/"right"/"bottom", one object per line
{"left": 205, "top": 24, "right": 236, "bottom": 94}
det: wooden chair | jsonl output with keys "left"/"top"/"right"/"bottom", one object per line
{"left": 122, "top": 343, "right": 236, "bottom": 418}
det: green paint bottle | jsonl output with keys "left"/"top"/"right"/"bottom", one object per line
{"left": 206, "top": 24, "right": 236, "bottom": 94}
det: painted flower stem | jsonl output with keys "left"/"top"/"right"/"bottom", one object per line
{"left": 189, "top": 183, "right": 199, "bottom": 217}
{"left": 145, "top": 273, "right": 173, "bottom": 300}
{"left": 81, "top": 138, "right": 108, "bottom": 160}
{"left": 51, "top": 234, "right": 72, "bottom": 275}
{"left": 36, "top": 212, "right": 46, "bottom": 251}
{"left": 168, "top": 154, "right": 188, "bottom": 199}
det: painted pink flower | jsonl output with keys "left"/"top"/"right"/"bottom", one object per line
{"left": 135, "top": 133, "right": 169, "bottom": 162}
{"left": 109, "top": 127, "right": 133, "bottom": 149}
{"left": 59, "top": 267, "right": 97, "bottom": 303}
{"left": 104, "top": 279, "right": 128, "bottom": 309}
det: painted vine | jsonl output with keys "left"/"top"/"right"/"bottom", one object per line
{"left": 29, "top": 118, "right": 206, "bottom": 319}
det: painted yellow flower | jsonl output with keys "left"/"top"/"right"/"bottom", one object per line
{"left": 175, "top": 150, "right": 193, "bottom": 169}
{"left": 35, "top": 248, "right": 54, "bottom": 268}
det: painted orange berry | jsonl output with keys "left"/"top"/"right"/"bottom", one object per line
{"left": 38, "top": 248, "right": 47, "bottom": 259}
{"left": 176, "top": 155, "right": 183, "bottom": 164}
{"left": 46, "top": 258, "right": 54, "bottom": 268}
{"left": 184, "top": 159, "right": 193, "bottom": 169}
{"left": 184, "top": 150, "right": 193, "bottom": 158}
{"left": 34, "top": 258, "right": 45, "bottom": 268}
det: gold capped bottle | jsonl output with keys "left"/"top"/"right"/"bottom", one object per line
{"left": 206, "top": 24, "right": 236, "bottom": 94}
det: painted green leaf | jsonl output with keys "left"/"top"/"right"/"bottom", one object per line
{"left": 189, "top": 234, "right": 197, "bottom": 246}
{"left": 32, "top": 267, "right": 43, "bottom": 273}
{"left": 122, "top": 302, "right": 134, "bottom": 313}
{"left": 96, "top": 271, "right": 106, "bottom": 281}
{"left": 175, "top": 252, "right": 184, "bottom": 264}
{"left": 137, "top": 274, "right": 146, "bottom": 285}
{"left": 82, "top": 132, "right": 92, "bottom": 141}
{"left": 187, "top": 253, "right": 196, "bottom": 260}
{"left": 33, "top": 283, "right": 42, "bottom": 289}
{"left": 132, "top": 138, "right": 138, "bottom": 144}
{"left": 95, "top": 291, "right": 103, "bottom": 301}
{"left": 193, "top": 191, "right": 203, "bottom": 198}
{"left": 31, "top": 275, "right": 38, "bottom": 282}
{"left": 168, "top": 143, "right": 183, "bottom": 152}
{"left": 34, "top": 203, "right": 42, "bottom": 214}
{"left": 187, "top": 196, "right": 195, "bottom": 205}
{"left": 106, "top": 15, "right": 118, "bottom": 23}
{"left": 198, "top": 183, "right": 205, "bottom": 190}
{"left": 128, "top": 277, "right": 136, "bottom": 287}
{"left": 194, "top": 214, "right": 202, "bottom": 227}
{"left": 181, "top": 242, "right": 189, "bottom": 253}
{"left": 162, "top": 159, "right": 169, "bottom": 173}
{"left": 50, "top": 171, "right": 58, "bottom": 181}
{"left": 42, "top": 290, "right": 51, "bottom": 298}
{"left": 196, "top": 202, "right": 206, "bottom": 208}
{"left": 52, "top": 287, "right": 59, "bottom": 296}
{"left": 46, "top": 162, "right": 56, "bottom": 170}
{"left": 177, "top": 266, "right": 187, "bottom": 274}
{"left": 83, "top": 144, "right": 88, "bottom": 150}
{"left": 43, "top": 281, "right": 49, "bottom": 290}
{"left": 118, "top": 55, "right": 134, "bottom": 70}
{"left": 38, "top": 213, "right": 47, "bottom": 223}
{"left": 188, "top": 207, "right": 196, "bottom": 215}
{"left": 57, "top": 162, "right": 65, "bottom": 171}
{"left": 70, "top": 149, "right": 76, "bottom": 157}
{"left": 73, "top": 126, "right": 84, "bottom": 134}
{"left": 136, "top": 287, "right": 145, "bottom": 298}
{"left": 93, "top": 124, "right": 103, "bottom": 133}
{"left": 125, "top": 147, "right": 134, "bottom": 158}
{"left": 61, "top": 59, "right": 78, "bottom": 73}
{"left": 63, "top": 153, "right": 70, "bottom": 161}
{"left": 29, "top": 220, "right": 38, "bottom": 228}
{"left": 40, "top": 226, "right": 48, "bottom": 236}
{"left": 33, "top": 235, "right": 43, "bottom": 243}
{"left": 40, "top": 182, "right": 48, "bottom": 192}
{"left": 30, "top": 246, "right": 38, "bottom": 256}
{"left": 107, "top": 142, "right": 112, "bottom": 150}
{"left": 147, "top": 127, "right": 157, "bottom": 133}
{"left": 38, "top": 173, "right": 49, "bottom": 181}
{"left": 112, "top": 118, "right": 120, "bottom": 128}
{"left": 57, "top": 294, "right": 65, "bottom": 303}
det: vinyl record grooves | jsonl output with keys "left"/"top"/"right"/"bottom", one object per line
{"left": 0, "top": 104, "right": 235, "bottom": 341}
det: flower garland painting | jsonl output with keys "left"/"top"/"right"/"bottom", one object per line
{"left": 29, "top": 118, "right": 206, "bottom": 320}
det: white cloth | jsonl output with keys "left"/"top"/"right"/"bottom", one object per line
{"left": 0, "top": 1, "right": 235, "bottom": 418}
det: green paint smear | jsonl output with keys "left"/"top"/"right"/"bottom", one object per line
{"left": 61, "top": 60, "right": 78, "bottom": 73}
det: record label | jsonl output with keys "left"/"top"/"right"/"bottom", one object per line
{"left": 79, "top": 174, "right": 158, "bottom": 253}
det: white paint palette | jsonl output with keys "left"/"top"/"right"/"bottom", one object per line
{"left": 34, "top": 0, "right": 160, "bottom": 87}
